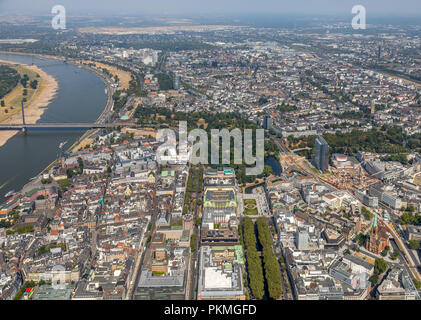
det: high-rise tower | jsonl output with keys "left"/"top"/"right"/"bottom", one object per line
{"left": 314, "top": 135, "right": 329, "bottom": 172}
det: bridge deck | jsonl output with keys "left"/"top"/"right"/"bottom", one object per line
{"left": 0, "top": 123, "right": 135, "bottom": 131}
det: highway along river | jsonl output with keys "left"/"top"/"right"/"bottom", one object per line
{"left": 0, "top": 53, "right": 108, "bottom": 199}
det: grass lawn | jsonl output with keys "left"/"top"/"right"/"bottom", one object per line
{"left": 244, "top": 207, "right": 258, "bottom": 215}
{"left": 244, "top": 199, "right": 258, "bottom": 215}
{"left": 0, "top": 63, "right": 45, "bottom": 122}
{"left": 244, "top": 199, "right": 257, "bottom": 206}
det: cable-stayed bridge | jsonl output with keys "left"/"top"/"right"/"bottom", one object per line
{"left": 1, "top": 96, "right": 140, "bottom": 132}
{"left": 0, "top": 122, "right": 131, "bottom": 131}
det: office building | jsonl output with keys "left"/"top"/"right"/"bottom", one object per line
{"left": 263, "top": 115, "right": 272, "bottom": 130}
{"left": 173, "top": 74, "right": 180, "bottom": 90}
{"left": 377, "top": 267, "right": 419, "bottom": 300}
{"left": 197, "top": 246, "right": 245, "bottom": 300}
{"left": 314, "top": 136, "right": 330, "bottom": 173}
{"left": 296, "top": 229, "right": 309, "bottom": 250}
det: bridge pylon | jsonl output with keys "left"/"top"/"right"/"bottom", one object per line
{"left": 21, "top": 100, "right": 27, "bottom": 135}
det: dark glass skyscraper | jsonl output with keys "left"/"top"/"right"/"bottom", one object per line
{"left": 314, "top": 135, "right": 329, "bottom": 172}
{"left": 173, "top": 74, "right": 180, "bottom": 90}
{"left": 263, "top": 115, "right": 272, "bottom": 130}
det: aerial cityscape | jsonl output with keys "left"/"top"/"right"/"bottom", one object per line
{"left": 0, "top": 0, "right": 420, "bottom": 304}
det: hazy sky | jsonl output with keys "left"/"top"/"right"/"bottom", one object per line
{"left": 0, "top": 0, "right": 420, "bottom": 16}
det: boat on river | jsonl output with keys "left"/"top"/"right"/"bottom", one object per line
{"left": 4, "top": 190, "right": 16, "bottom": 198}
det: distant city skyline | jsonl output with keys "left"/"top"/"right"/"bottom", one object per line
{"left": 0, "top": 0, "right": 420, "bottom": 16}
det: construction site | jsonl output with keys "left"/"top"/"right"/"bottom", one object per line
{"left": 328, "top": 166, "right": 379, "bottom": 193}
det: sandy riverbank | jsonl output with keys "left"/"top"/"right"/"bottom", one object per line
{"left": 80, "top": 59, "right": 132, "bottom": 89}
{"left": 0, "top": 59, "right": 58, "bottom": 148}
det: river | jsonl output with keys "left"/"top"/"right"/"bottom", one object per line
{"left": 0, "top": 53, "right": 108, "bottom": 200}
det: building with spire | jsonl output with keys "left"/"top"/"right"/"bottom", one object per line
{"left": 365, "top": 214, "right": 389, "bottom": 255}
